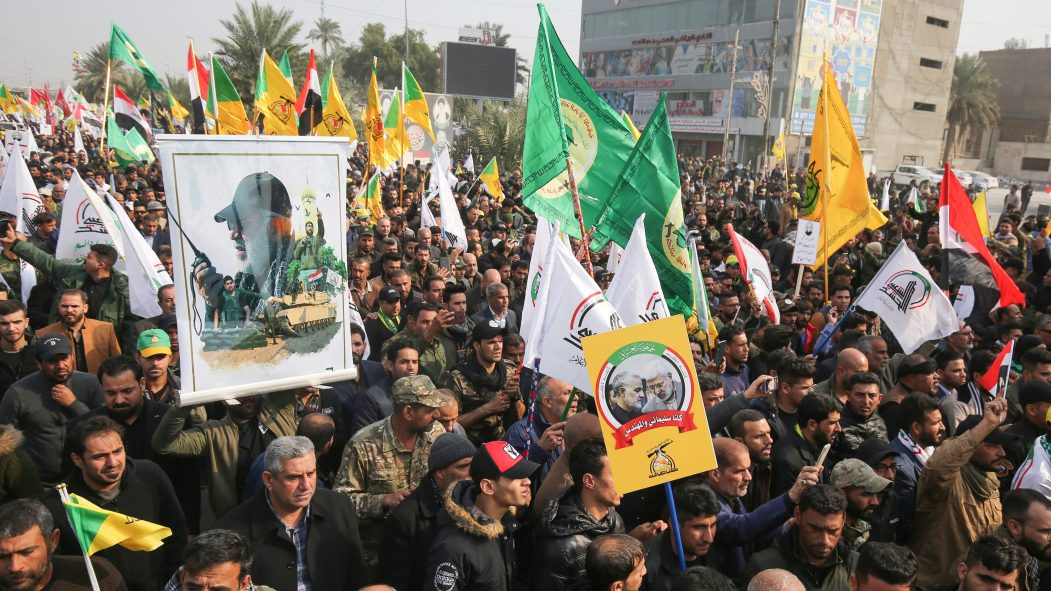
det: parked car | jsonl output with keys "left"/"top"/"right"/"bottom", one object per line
{"left": 879, "top": 164, "right": 942, "bottom": 188}
{"left": 960, "top": 170, "right": 999, "bottom": 190}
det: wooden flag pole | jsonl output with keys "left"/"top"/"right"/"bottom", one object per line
{"left": 99, "top": 61, "right": 112, "bottom": 161}
{"left": 794, "top": 264, "right": 805, "bottom": 297}
{"left": 565, "top": 158, "right": 594, "bottom": 276}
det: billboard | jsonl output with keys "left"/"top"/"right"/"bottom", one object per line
{"left": 441, "top": 42, "right": 517, "bottom": 100}
{"left": 790, "top": 0, "right": 883, "bottom": 136}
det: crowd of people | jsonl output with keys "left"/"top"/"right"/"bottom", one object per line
{"left": 0, "top": 123, "right": 1049, "bottom": 591}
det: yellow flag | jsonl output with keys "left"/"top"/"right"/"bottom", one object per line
{"left": 772, "top": 131, "right": 786, "bottom": 163}
{"left": 167, "top": 92, "right": 189, "bottom": 122}
{"left": 622, "top": 111, "right": 641, "bottom": 141}
{"left": 364, "top": 58, "right": 386, "bottom": 169}
{"left": 316, "top": 67, "right": 358, "bottom": 142}
{"left": 402, "top": 63, "right": 434, "bottom": 141}
{"left": 254, "top": 50, "right": 299, "bottom": 136}
{"left": 381, "top": 90, "right": 409, "bottom": 169}
{"left": 973, "top": 190, "right": 991, "bottom": 238}
{"left": 479, "top": 157, "right": 504, "bottom": 203}
{"left": 63, "top": 493, "right": 172, "bottom": 555}
{"left": 802, "top": 61, "right": 887, "bottom": 268}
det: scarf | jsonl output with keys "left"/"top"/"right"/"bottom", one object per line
{"left": 898, "top": 430, "right": 933, "bottom": 465}
{"left": 961, "top": 462, "right": 998, "bottom": 502}
{"left": 456, "top": 354, "right": 507, "bottom": 391}
{"left": 377, "top": 308, "right": 400, "bottom": 334}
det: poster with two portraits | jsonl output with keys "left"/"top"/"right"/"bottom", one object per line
{"left": 157, "top": 136, "right": 356, "bottom": 405}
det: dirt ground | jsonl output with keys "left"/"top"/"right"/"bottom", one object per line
{"left": 198, "top": 323, "right": 340, "bottom": 367}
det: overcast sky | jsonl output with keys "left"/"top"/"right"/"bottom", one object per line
{"left": 0, "top": 0, "right": 1046, "bottom": 89}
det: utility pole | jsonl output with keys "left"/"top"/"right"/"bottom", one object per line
{"left": 760, "top": 0, "right": 782, "bottom": 172}
{"left": 404, "top": 0, "right": 410, "bottom": 62}
{"left": 722, "top": 27, "right": 741, "bottom": 162}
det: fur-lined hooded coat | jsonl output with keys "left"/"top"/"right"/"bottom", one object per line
{"left": 0, "top": 425, "right": 40, "bottom": 503}
{"left": 422, "top": 479, "right": 519, "bottom": 591}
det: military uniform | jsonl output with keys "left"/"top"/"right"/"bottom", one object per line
{"left": 405, "top": 260, "right": 438, "bottom": 291}
{"left": 334, "top": 375, "right": 446, "bottom": 569}
{"left": 444, "top": 359, "right": 514, "bottom": 444}
{"left": 379, "top": 328, "right": 450, "bottom": 386}
{"left": 293, "top": 218, "right": 325, "bottom": 269}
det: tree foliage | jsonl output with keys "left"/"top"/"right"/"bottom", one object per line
{"left": 944, "top": 53, "right": 1000, "bottom": 162}
{"left": 455, "top": 97, "right": 528, "bottom": 172}
{"left": 213, "top": 1, "right": 306, "bottom": 102}
{"left": 73, "top": 42, "right": 148, "bottom": 104}
{"left": 341, "top": 23, "right": 439, "bottom": 93}
{"left": 308, "top": 17, "right": 345, "bottom": 62}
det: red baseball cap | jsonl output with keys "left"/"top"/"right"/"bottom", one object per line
{"left": 470, "top": 441, "right": 540, "bottom": 482}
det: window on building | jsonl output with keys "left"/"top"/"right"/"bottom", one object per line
{"left": 1021, "top": 157, "right": 1051, "bottom": 172}
{"left": 926, "top": 16, "right": 949, "bottom": 28}
{"left": 919, "top": 58, "right": 943, "bottom": 69}
{"left": 913, "top": 102, "right": 936, "bottom": 112}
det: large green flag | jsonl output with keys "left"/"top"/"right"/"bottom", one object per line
{"left": 592, "top": 95, "right": 693, "bottom": 320}
{"left": 278, "top": 51, "right": 294, "bottom": 84}
{"left": 521, "top": 3, "right": 635, "bottom": 239}
{"left": 125, "top": 128, "right": 155, "bottom": 164}
{"left": 106, "top": 114, "right": 137, "bottom": 168}
{"left": 109, "top": 24, "right": 164, "bottom": 91}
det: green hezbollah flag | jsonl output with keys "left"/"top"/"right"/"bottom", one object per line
{"left": 521, "top": 3, "right": 635, "bottom": 239}
{"left": 279, "top": 51, "right": 294, "bottom": 84}
{"left": 107, "top": 114, "right": 138, "bottom": 168}
{"left": 109, "top": 24, "right": 164, "bottom": 91}
{"left": 593, "top": 95, "right": 693, "bottom": 320}
{"left": 125, "top": 128, "right": 155, "bottom": 163}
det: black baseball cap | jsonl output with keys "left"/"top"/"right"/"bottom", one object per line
{"left": 955, "top": 415, "right": 1020, "bottom": 446}
{"left": 470, "top": 441, "right": 539, "bottom": 482}
{"left": 378, "top": 286, "right": 400, "bottom": 303}
{"left": 471, "top": 319, "right": 508, "bottom": 342}
{"left": 34, "top": 334, "right": 72, "bottom": 361}
{"left": 1019, "top": 381, "right": 1051, "bottom": 406}
{"left": 855, "top": 438, "right": 900, "bottom": 467}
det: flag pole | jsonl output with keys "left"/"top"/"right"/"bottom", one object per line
{"left": 664, "top": 482, "right": 688, "bottom": 573}
{"left": 56, "top": 484, "right": 103, "bottom": 591}
{"left": 99, "top": 61, "right": 112, "bottom": 161}
{"left": 565, "top": 158, "right": 594, "bottom": 276}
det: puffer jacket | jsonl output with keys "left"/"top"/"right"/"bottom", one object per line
{"left": 423, "top": 480, "right": 519, "bottom": 591}
{"left": 0, "top": 426, "right": 39, "bottom": 503}
{"left": 532, "top": 487, "right": 625, "bottom": 591}
{"left": 836, "top": 406, "right": 889, "bottom": 458}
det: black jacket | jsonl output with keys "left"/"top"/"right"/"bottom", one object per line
{"left": 217, "top": 488, "right": 366, "bottom": 591}
{"left": 424, "top": 479, "right": 519, "bottom": 591}
{"left": 533, "top": 487, "right": 625, "bottom": 591}
{"left": 743, "top": 527, "right": 858, "bottom": 590}
{"left": 42, "top": 458, "right": 187, "bottom": 591}
{"left": 377, "top": 475, "right": 443, "bottom": 591}
{"left": 0, "top": 341, "right": 36, "bottom": 402}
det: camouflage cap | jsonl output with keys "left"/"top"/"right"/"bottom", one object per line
{"left": 830, "top": 458, "right": 892, "bottom": 494}
{"left": 392, "top": 375, "right": 444, "bottom": 408}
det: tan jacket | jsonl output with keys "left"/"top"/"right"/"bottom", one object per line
{"left": 38, "top": 318, "right": 121, "bottom": 374}
{"left": 910, "top": 428, "right": 1001, "bottom": 590}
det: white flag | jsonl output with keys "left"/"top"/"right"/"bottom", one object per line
{"left": 0, "top": 143, "right": 40, "bottom": 301}
{"left": 104, "top": 193, "right": 173, "bottom": 318}
{"left": 436, "top": 155, "right": 467, "bottom": 249}
{"left": 0, "top": 143, "right": 8, "bottom": 184}
{"left": 73, "top": 126, "right": 85, "bottom": 155}
{"left": 728, "top": 226, "right": 780, "bottom": 323}
{"left": 522, "top": 218, "right": 557, "bottom": 365}
{"left": 536, "top": 235, "right": 623, "bottom": 394}
{"left": 421, "top": 191, "right": 437, "bottom": 231}
{"left": 879, "top": 179, "right": 890, "bottom": 212}
{"left": 605, "top": 214, "right": 669, "bottom": 326}
{"left": 854, "top": 241, "right": 956, "bottom": 353}
{"left": 606, "top": 241, "right": 624, "bottom": 274}
{"left": 1012, "top": 435, "right": 1051, "bottom": 499}
{"left": 464, "top": 154, "right": 474, "bottom": 174}
{"left": 56, "top": 170, "right": 122, "bottom": 266}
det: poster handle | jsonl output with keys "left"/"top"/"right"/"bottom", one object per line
{"left": 664, "top": 481, "right": 687, "bottom": 573}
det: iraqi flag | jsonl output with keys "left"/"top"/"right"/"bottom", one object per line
{"left": 186, "top": 40, "right": 210, "bottom": 134}
{"left": 296, "top": 49, "right": 323, "bottom": 135}
{"left": 726, "top": 223, "right": 780, "bottom": 323}
{"left": 113, "top": 85, "right": 150, "bottom": 139}
{"left": 977, "top": 339, "right": 1013, "bottom": 398}
{"left": 939, "top": 163, "right": 1024, "bottom": 313}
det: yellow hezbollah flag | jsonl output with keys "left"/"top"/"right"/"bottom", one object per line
{"left": 402, "top": 63, "right": 434, "bottom": 141}
{"left": 254, "top": 50, "right": 299, "bottom": 136}
{"left": 317, "top": 65, "right": 358, "bottom": 142}
{"left": 479, "top": 157, "right": 504, "bottom": 203}
{"left": 801, "top": 60, "right": 886, "bottom": 268}
{"left": 0, "top": 84, "right": 19, "bottom": 115}
{"left": 772, "top": 131, "right": 786, "bottom": 163}
{"left": 17, "top": 96, "right": 42, "bottom": 118}
{"left": 382, "top": 90, "right": 409, "bottom": 169}
{"left": 362, "top": 171, "right": 383, "bottom": 222}
{"left": 167, "top": 91, "right": 189, "bottom": 122}
{"left": 582, "top": 316, "right": 716, "bottom": 494}
{"left": 63, "top": 493, "right": 172, "bottom": 555}
{"left": 973, "top": 190, "right": 991, "bottom": 238}
{"left": 206, "top": 57, "right": 251, "bottom": 135}
{"left": 364, "top": 58, "right": 386, "bottom": 169}
{"left": 622, "top": 111, "right": 641, "bottom": 141}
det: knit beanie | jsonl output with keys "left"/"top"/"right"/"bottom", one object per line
{"left": 427, "top": 432, "right": 477, "bottom": 473}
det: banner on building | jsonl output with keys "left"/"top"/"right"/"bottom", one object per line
{"left": 157, "top": 136, "right": 355, "bottom": 405}
{"left": 583, "top": 315, "right": 716, "bottom": 494}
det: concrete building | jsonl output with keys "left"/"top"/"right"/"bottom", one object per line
{"left": 579, "top": 0, "right": 963, "bottom": 171}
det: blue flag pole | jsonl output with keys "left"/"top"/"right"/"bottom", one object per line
{"left": 664, "top": 481, "right": 687, "bottom": 572}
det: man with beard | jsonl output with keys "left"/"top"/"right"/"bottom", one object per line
{"left": 719, "top": 326, "right": 750, "bottom": 397}
{"left": 836, "top": 372, "right": 888, "bottom": 458}
{"left": 1005, "top": 381, "right": 1051, "bottom": 469}
{"left": 0, "top": 334, "right": 102, "bottom": 485}
{"left": 744, "top": 485, "right": 857, "bottom": 589}
{"left": 933, "top": 536, "right": 1025, "bottom": 591}
{"left": 770, "top": 394, "right": 841, "bottom": 498}
{"left": 0, "top": 301, "right": 36, "bottom": 397}
{"left": 889, "top": 393, "right": 946, "bottom": 545}
{"left": 134, "top": 329, "right": 181, "bottom": 406}
{"left": 0, "top": 499, "right": 126, "bottom": 591}
{"left": 349, "top": 256, "right": 377, "bottom": 313}
{"left": 999, "top": 489, "right": 1051, "bottom": 591}
{"left": 705, "top": 438, "right": 822, "bottom": 581}
{"left": 191, "top": 172, "right": 294, "bottom": 328}
{"left": 37, "top": 290, "right": 121, "bottom": 374}
{"left": 439, "top": 283, "right": 474, "bottom": 361}
{"left": 347, "top": 338, "right": 420, "bottom": 435}
{"left": 911, "top": 398, "right": 1015, "bottom": 589}
{"left": 642, "top": 481, "right": 720, "bottom": 591}
{"left": 727, "top": 410, "right": 774, "bottom": 509}
{"left": 42, "top": 416, "right": 187, "bottom": 591}
{"left": 607, "top": 372, "right": 647, "bottom": 425}
{"left": 828, "top": 459, "right": 892, "bottom": 550}
{"left": 292, "top": 214, "right": 325, "bottom": 271}
{"left": 365, "top": 286, "right": 404, "bottom": 361}
{"left": 445, "top": 320, "right": 517, "bottom": 444}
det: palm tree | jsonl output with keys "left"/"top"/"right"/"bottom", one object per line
{"left": 213, "top": 1, "right": 305, "bottom": 102}
{"left": 308, "top": 16, "right": 344, "bottom": 62}
{"left": 74, "top": 41, "right": 149, "bottom": 104}
{"left": 943, "top": 54, "right": 1000, "bottom": 163}
{"left": 458, "top": 97, "right": 528, "bottom": 171}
